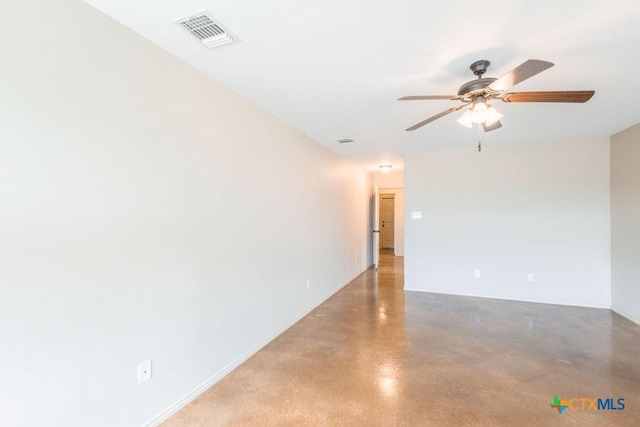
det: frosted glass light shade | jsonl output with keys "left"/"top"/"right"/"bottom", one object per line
{"left": 456, "top": 110, "right": 473, "bottom": 128}
{"left": 484, "top": 105, "right": 504, "bottom": 126}
{"left": 471, "top": 102, "right": 488, "bottom": 123}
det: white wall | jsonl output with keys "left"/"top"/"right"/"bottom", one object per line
{"left": 404, "top": 139, "right": 611, "bottom": 308}
{"left": 0, "top": 1, "right": 372, "bottom": 426}
{"left": 611, "top": 123, "right": 640, "bottom": 324}
{"left": 374, "top": 170, "right": 404, "bottom": 188}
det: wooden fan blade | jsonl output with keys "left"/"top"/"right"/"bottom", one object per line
{"left": 501, "top": 91, "right": 595, "bottom": 103}
{"left": 399, "top": 95, "right": 460, "bottom": 101}
{"left": 482, "top": 120, "right": 502, "bottom": 132}
{"left": 487, "top": 59, "right": 554, "bottom": 93}
{"left": 405, "top": 104, "right": 467, "bottom": 131}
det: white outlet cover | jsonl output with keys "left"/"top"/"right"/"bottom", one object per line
{"left": 138, "top": 359, "right": 152, "bottom": 385}
{"left": 528, "top": 273, "right": 535, "bottom": 282}
{"left": 474, "top": 269, "right": 481, "bottom": 278}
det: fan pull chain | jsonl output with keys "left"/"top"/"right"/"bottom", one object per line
{"left": 477, "top": 124, "right": 482, "bottom": 152}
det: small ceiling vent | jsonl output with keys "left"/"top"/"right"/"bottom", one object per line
{"left": 174, "top": 11, "right": 237, "bottom": 49}
{"left": 337, "top": 138, "right": 354, "bottom": 144}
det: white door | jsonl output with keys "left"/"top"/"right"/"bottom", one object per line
{"left": 380, "top": 195, "right": 395, "bottom": 249}
{"left": 373, "top": 186, "right": 379, "bottom": 269}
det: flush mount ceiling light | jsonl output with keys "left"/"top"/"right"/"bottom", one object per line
{"left": 379, "top": 165, "right": 392, "bottom": 173}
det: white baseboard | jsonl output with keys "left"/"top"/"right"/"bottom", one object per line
{"left": 143, "top": 356, "right": 241, "bottom": 427}
{"left": 144, "top": 268, "right": 369, "bottom": 427}
{"left": 403, "top": 287, "right": 611, "bottom": 310}
{"left": 612, "top": 307, "right": 640, "bottom": 326}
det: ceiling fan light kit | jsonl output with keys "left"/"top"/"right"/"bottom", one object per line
{"left": 456, "top": 96, "right": 504, "bottom": 128}
{"left": 399, "top": 58, "right": 595, "bottom": 143}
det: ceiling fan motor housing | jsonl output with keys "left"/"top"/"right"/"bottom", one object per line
{"left": 458, "top": 77, "right": 497, "bottom": 97}
{"left": 458, "top": 59, "right": 496, "bottom": 98}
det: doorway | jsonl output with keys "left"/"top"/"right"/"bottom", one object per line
{"left": 379, "top": 194, "right": 395, "bottom": 249}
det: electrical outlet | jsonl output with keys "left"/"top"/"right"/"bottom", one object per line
{"left": 138, "top": 359, "right": 152, "bottom": 385}
{"left": 528, "top": 273, "right": 534, "bottom": 282}
{"left": 306, "top": 279, "right": 311, "bottom": 291}
{"left": 474, "top": 269, "right": 481, "bottom": 278}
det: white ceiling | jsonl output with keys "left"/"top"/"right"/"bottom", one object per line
{"left": 85, "top": 0, "right": 640, "bottom": 172}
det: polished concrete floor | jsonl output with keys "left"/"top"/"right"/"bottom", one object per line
{"left": 163, "top": 250, "right": 640, "bottom": 426}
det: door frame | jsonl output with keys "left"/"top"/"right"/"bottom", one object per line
{"left": 379, "top": 193, "right": 395, "bottom": 250}
{"left": 373, "top": 186, "right": 380, "bottom": 269}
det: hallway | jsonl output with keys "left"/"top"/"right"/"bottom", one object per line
{"left": 164, "top": 251, "right": 640, "bottom": 426}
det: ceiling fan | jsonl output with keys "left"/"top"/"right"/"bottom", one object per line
{"left": 400, "top": 59, "right": 594, "bottom": 132}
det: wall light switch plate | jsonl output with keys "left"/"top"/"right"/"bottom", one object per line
{"left": 411, "top": 211, "right": 422, "bottom": 219}
{"left": 138, "top": 359, "right": 152, "bottom": 385}
{"left": 528, "top": 273, "right": 534, "bottom": 282}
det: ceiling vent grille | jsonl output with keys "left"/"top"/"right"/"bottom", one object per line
{"left": 174, "top": 11, "right": 237, "bottom": 49}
